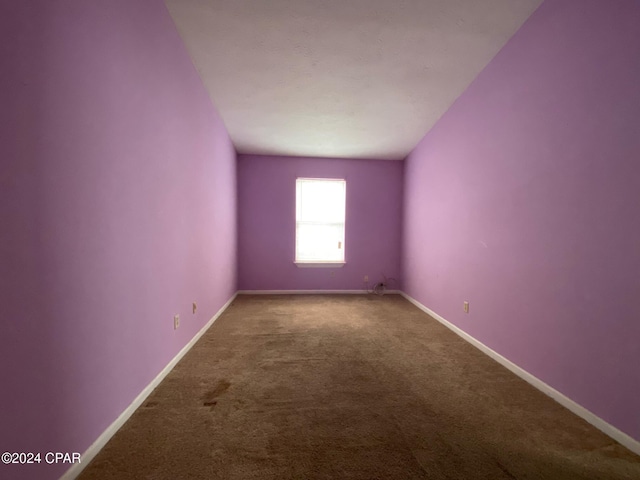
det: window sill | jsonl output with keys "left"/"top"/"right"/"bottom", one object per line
{"left": 294, "top": 262, "right": 346, "bottom": 268}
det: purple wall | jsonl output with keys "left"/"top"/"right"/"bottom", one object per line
{"left": 403, "top": 0, "right": 640, "bottom": 441}
{"left": 238, "top": 155, "right": 403, "bottom": 290}
{"left": 0, "top": 1, "right": 236, "bottom": 478}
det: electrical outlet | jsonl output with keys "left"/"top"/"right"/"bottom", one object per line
{"left": 364, "top": 275, "right": 369, "bottom": 282}
{"left": 174, "top": 314, "right": 180, "bottom": 330}
{"left": 463, "top": 301, "right": 469, "bottom": 313}
{"left": 192, "top": 302, "right": 197, "bottom": 314}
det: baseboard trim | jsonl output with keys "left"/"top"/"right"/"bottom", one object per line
{"left": 238, "top": 289, "right": 400, "bottom": 295}
{"left": 60, "top": 292, "right": 238, "bottom": 480}
{"left": 399, "top": 292, "right": 640, "bottom": 456}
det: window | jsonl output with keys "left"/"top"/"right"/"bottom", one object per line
{"left": 295, "top": 178, "right": 346, "bottom": 264}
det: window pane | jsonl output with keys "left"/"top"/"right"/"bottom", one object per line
{"left": 296, "top": 179, "right": 345, "bottom": 223}
{"left": 296, "top": 223, "right": 344, "bottom": 262}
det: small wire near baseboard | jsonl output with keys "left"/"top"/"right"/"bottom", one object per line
{"left": 364, "top": 274, "right": 398, "bottom": 296}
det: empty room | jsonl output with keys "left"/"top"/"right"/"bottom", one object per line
{"left": 2, "top": 0, "right": 639, "bottom": 479}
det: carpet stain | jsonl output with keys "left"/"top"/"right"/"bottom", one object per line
{"left": 202, "top": 379, "right": 231, "bottom": 408}
{"left": 495, "top": 459, "right": 518, "bottom": 479}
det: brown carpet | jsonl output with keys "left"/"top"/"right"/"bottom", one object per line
{"left": 79, "top": 294, "right": 640, "bottom": 479}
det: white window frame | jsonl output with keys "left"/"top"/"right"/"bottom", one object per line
{"left": 295, "top": 178, "right": 346, "bottom": 267}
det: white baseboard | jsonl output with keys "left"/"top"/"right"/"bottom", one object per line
{"left": 238, "top": 289, "right": 400, "bottom": 295}
{"left": 399, "top": 292, "right": 640, "bottom": 456}
{"left": 60, "top": 292, "right": 238, "bottom": 480}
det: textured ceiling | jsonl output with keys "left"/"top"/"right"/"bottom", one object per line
{"left": 164, "top": 0, "right": 543, "bottom": 160}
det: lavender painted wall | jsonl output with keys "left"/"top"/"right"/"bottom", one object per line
{"left": 0, "top": 1, "right": 236, "bottom": 478}
{"left": 403, "top": 0, "right": 640, "bottom": 441}
{"left": 238, "top": 155, "right": 402, "bottom": 290}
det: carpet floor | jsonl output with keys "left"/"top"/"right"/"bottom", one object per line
{"left": 79, "top": 294, "right": 640, "bottom": 479}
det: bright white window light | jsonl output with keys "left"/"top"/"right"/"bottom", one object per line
{"left": 295, "top": 178, "right": 346, "bottom": 263}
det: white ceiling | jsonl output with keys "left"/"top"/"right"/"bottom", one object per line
{"left": 165, "top": 0, "right": 543, "bottom": 160}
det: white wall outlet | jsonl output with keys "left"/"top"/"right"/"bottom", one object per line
{"left": 192, "top": 302, "right": 197, "bottom": 314}
{"left": 174, "top": 314, "right": 180, "bottom": 329}
{"left": 364, "top": 275, "right": 369, "bottom": 282}
{"left": 463, "top": 301, "right": 469, "bottom": 313}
